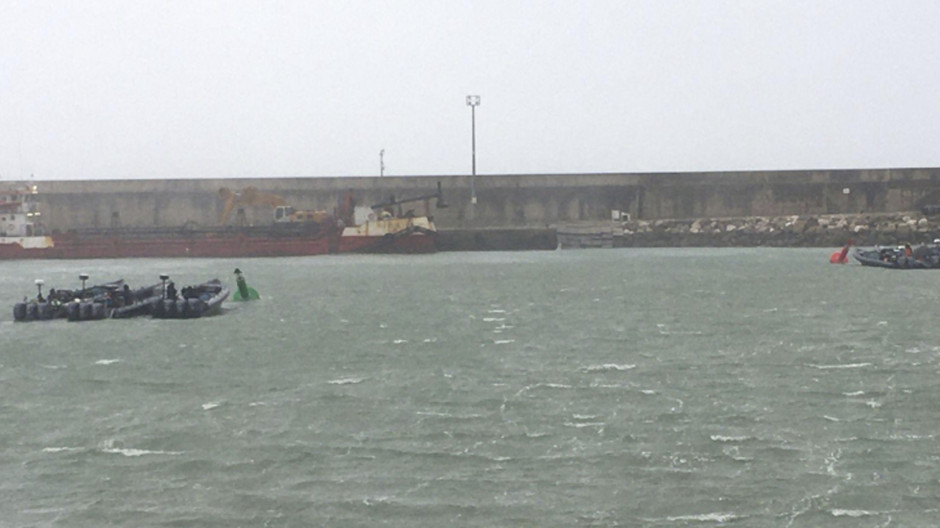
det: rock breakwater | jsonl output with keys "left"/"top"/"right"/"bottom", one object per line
{"left": 561, "top": 213, "right": 940, "bottom": 248}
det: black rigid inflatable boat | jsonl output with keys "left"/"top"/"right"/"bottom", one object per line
{"left": 854, "top": 244, "right": 940, "bottom": 269}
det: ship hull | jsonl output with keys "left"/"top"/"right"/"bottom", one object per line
{"left": 0, "top": 228, "right": 434, "bottom": 259}
{"left": 50, "top": 233, "right": 333, "bottom": 258}
{"left": 0, "top": 231, "right": 332, "bottom": 259}
{"left": 336, "top": 232, "right": 438, "bottom": 254}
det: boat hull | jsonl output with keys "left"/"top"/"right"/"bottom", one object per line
{"left": 0, "top": 225, "right": 436, "bottom": 259}
{"left": 336, "top": 216, "right": 438, "bottom": 254}
{"left": 336, "top": 232, "right": 437, "bottom": 254}
{"left": 0, "top": 230, "right": 332, "bottom": 259}
{"left": 854, "top": 247, "right": 940, "bottom": 269}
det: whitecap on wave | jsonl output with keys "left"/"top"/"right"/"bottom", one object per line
{"left": 201, "top": 401, "right": 222, "bottom": 410}
{"left": 95, "top": 359, "right": 120, "bottom": 365}
{"left": 831, "top": 509, "right": 878, "bottom": 518}
{"left": 515, "top": 382, "right": 572, "bottom": 396}
{"left": 808, "top": 362, "right": 873, "bottom": 370}
{"left": 538, "top": 382, "right": 571, "bottom": 389}
{"left": 103, "top": 447, "right": 183, "bottom": 457}
{"left": 96, "top": 439, "right": 183, "bottom": 457}
{"left": 327, "top": 377, "right": 365, "bottom": 385}
{"left": 709, "top": 435, "right": 752, "bottom": 443}
{"left": 664, "top": 512, "right": 738, "bottom": 523}
{"left": 580, "top": 363, "right": 636, "bottom": 372}
{"left": 564, "top": 421, "right": 605, "bottom": 429}
{"left": 42, "top": 447, "right": 83, "bottom": 453}
{"left": 416, "top": 411, "right": 483, "bottom": 420}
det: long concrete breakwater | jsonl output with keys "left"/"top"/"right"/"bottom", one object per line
{"left": 24, "top": 167, "right": 940, "bottom": 249}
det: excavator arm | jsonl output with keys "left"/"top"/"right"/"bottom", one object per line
{"left": 217, "top": 187, "right": 289, "bottom": 225}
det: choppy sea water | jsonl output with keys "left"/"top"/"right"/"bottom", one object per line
{"left": 2, "top": 248, "right": 940, "bottom": 527}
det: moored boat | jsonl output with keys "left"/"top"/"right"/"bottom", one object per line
{"left": 13, "top": 274, "right": 229, "bottom": 321}
{"left": 151, "top": 279, "right": 230, "bottom": 319}
{"left": 0, "top": 181, "right": 445, "bottom": 259}
{"left": 110, "top": 282, "right": 165, "bottom": 319}
{"left": 14, "top": 275, "right": 125, "bottom": 322}
{"left": 0, "top": 183, "right": 56, "bottom": 259}
{"left": 335, "top": 182, "right": 445, "bottom": 254}
{"left": 853, "top": 242, "right": 940, "bottom": 269}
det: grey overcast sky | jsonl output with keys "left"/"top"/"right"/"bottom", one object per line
{"left": 2, "top": 0, "right": 939, "bottom": 180}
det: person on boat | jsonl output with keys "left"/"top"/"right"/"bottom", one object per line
{"left": 36, "top": 292, "right": 45, "bottom": 303}
{"left": 165, "top": 281, "right": 177, "bottom": 300}
{"left": 122, "top": 284, "right": 134, "bottom": 305}
{"left": 904, "top": 244, "right": 913, "bottom": 257}
{"left": 108, "top": 290, "right": 122, "bottom": 308}
{"left": 48, "top": 288, "right": 62, "bottom": 308}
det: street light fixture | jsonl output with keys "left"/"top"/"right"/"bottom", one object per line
{"left": 466, "top": 95, "right": 480, "bottom": 218}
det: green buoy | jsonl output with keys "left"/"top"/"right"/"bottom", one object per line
{"left": 232, "top": 268, "right": 260, "bottom": 301}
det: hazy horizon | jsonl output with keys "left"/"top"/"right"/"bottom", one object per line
{"left": 3, "top": 0, "right": 940, "bottom": 181}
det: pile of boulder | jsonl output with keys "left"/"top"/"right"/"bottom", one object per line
{"left": 613, "top": 213, "right": 940, "bottom": 247}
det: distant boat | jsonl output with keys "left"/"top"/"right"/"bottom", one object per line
{"left": 854, "top": 243, "right": 940, "bottom": 269}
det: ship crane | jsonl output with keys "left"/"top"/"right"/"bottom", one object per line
{"left": 370, "top": 181, "right": 448, "bottom": 218}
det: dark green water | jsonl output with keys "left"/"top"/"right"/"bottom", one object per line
{"left": 3, "top": 249, "right": 940, "bottom": 527}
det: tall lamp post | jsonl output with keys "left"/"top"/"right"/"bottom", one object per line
{"left": 466, "top": 95, "right": 480, "bottom": 220}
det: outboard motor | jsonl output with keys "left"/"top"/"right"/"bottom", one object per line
{"left": 13, "top": 302, "right": 27, "bottom": 322}
{"left": 67, "top": 302, "right": 81, "bottom": 321}
{"left": 163, "top": 299, "right": 178, "bottom": 318}
{"left": 38, "top": 302, "right": 54, "bottom": 320}
{"left": 187, "top": 298, "right": 204, "bottom": 318}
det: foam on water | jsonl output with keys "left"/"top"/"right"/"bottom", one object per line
{"left": 580, "top": 363, "right": 637, "bottom": 372}
{"left": 327, "top": 377, "right": 366, "bottom": 385}
{"left": 664, "top": 512, "right": 739, "bottom": 523}
{"left": 102, "top": 447, "right": 184, "bottom": 457}
{"left": 808, "top": 362, "right": 873, "bottom": 369}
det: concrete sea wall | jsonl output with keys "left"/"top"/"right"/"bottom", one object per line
{"left": 27, "top": 167, "right": 940, "bottom": 248}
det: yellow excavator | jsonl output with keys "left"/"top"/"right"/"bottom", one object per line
{"left": 217, "top": 187, "right": 330, "bottom": 226}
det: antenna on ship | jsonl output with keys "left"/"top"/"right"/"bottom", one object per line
{"left": 160, "top": 274, "right": 169, "bottom": 299}
{"left": 79, "top": 274, "right": 89, "bottom": 294}
{"left": 35, "top": 279, "right": 44, "bottom": 299}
